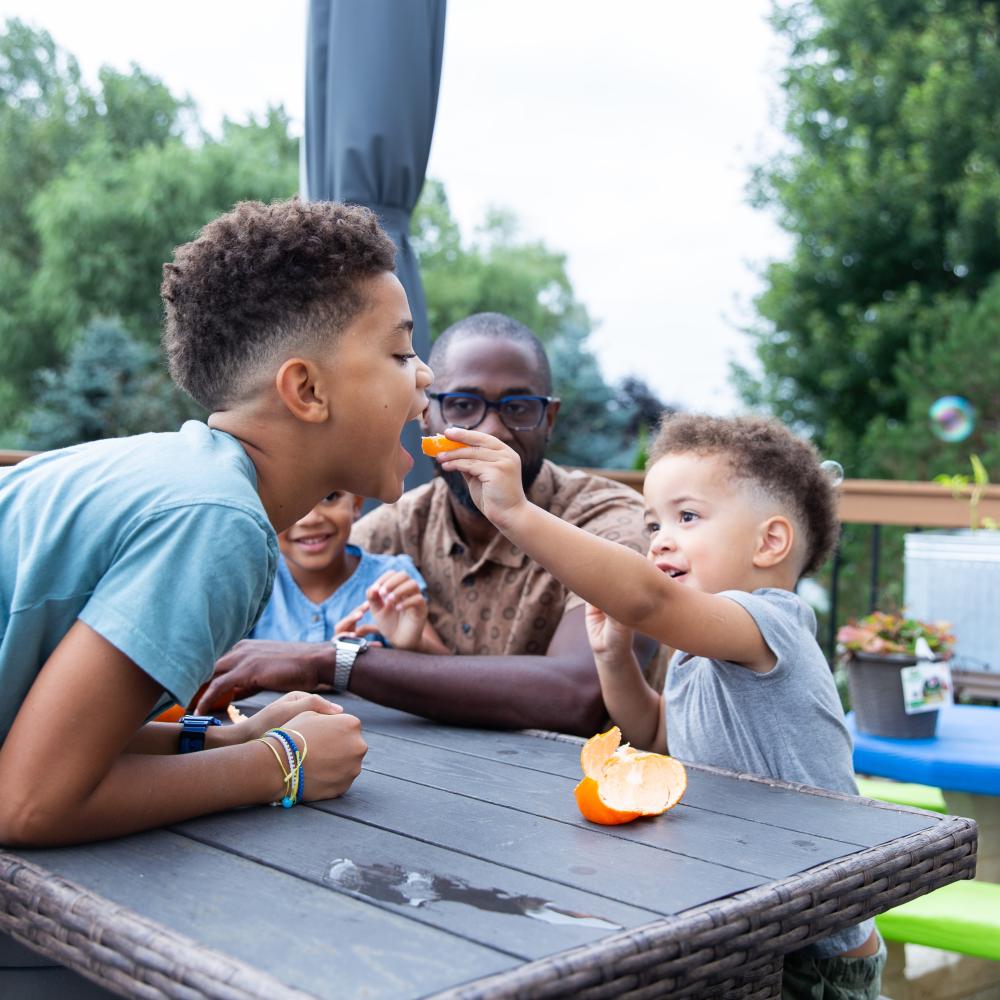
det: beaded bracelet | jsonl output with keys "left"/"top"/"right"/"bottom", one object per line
{"left": 281, "top": 728, "right": 309, "bottom": 805}
{"left": 267, "top": 728, "right": 309, "bottom": 808}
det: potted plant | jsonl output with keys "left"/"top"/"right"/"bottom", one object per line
{"left": 904, "top": 454, "right": 1000, "bottom": 675}
{"left": 837, "top": 612, "right": 955, "bottom": 739}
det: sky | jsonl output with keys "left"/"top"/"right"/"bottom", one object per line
{"left": 2, "top": 1, "right": 792, "bottom": 413}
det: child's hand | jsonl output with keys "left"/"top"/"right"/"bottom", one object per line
{"left": 363, "top": 570, "right": 429, "bottom": 651}
{"left": 585, "top": 603, "right": 635, "bottom": 661}
{"left": 231, "top": 691, "right": 342, "bottom": 743}
{"left": 274, "top": 710, "right": 367, "bottom": 802}
{"left": 434, "top": 427, "right": 528, "bottom": 528}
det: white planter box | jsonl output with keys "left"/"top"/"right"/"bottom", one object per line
{"left": 904, "top": 531, "right": 1000, "bottom": 672}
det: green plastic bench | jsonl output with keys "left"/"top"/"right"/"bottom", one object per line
{"left": 855, "top": 776, "right": 947, "bottom": 813}
{"left": 876, "top": 880, "right": 1000, "bottom": 961}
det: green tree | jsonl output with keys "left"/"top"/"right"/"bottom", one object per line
{"left": 18, "top": 318, "right": 199, "bottom": 450}
{"left": 28, "top": 109, "right": 298, "bottom": 355}
{"left": 0, "top": 20, "right": 194, "bottom": 421}
{"left": 0, "top": 18, "right": 297, "bottom": 435}
{"left": 412, "top": 180, "right": 666, "bottom": 467}
{"left": 741, "top": 0, "right": 1000, "bottom": 477}
{"left": 413, "top": 180, "right": 586, "bottom": 343}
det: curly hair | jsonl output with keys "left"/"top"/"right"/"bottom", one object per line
{"left": 647, "top": 413, "right": 839, "bottom": 576}
{"left": 161, "top": 199, "right": 397, "bottom": 410}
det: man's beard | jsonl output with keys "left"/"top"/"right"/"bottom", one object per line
{"left": 438, "top": 453, "right": 545, "bottom": 514}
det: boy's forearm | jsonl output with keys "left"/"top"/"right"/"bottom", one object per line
{"left": 593, "top": 651, "right": 664, "bottom": 752}
{"left": 124, "top": 720, "right": 240, "bottom": 754}
{"left": 1, "top": 740, "right": 283, "bottom": 847}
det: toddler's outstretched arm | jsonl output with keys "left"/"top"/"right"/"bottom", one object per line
{"left": 437, "top": 428, "right": 772, "bottom": 669}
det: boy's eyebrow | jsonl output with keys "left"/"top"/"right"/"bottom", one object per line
{"left": 388, "top": 319, "right": 414, "bottom": 336}
{"left": 645, "top": 495, "right": 705, "bottom": 514}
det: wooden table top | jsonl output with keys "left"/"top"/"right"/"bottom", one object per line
{"left": 0, "top": 693, "right": 977, "bottom": 999}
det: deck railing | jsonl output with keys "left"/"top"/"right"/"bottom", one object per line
{"left": 5, "top": 448, "right": 999, "bottom": 669}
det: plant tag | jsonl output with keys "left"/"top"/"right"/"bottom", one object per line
{"left": 901, "top": 661, "right": 953, "bottom": 715}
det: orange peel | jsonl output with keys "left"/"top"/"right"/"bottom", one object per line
{"left": 574, "top": 726, "right": 687, "bottom": 826}
{"left": 421, "top": 434, "right": 465, "bottom": 457}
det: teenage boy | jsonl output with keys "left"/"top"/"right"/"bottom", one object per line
{"left": 0, "top": 199, "right": 431, "bottom": 846}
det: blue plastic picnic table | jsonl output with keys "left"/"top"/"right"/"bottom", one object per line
{"left": 848, "top": 703, "right": 1000, "bottom": 794}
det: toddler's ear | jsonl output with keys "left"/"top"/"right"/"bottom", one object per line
{"left": 352, "top": 494, "right": 364, "bottom": 519}
{"left": 753, "top": 515, "right": 794, "bottom": 568}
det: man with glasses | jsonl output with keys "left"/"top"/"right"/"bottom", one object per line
{"left": 198, "top": 313, "right": 658, "bottom": 735}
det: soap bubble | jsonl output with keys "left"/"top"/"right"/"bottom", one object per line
{"left": 820, "top": 460, "right": 845, "bottom": 486}
{"left": 928, "top": 396, "right": 975, "bottom": 442}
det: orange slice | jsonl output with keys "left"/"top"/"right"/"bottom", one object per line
{"left": 421, "top": 434, "right": 465, "bottom": 457}
{"left": 155, "top": 704, "right": 185, "bottom": 724}
{"left": 574, "top": 726, "right": 687, "bottom": 825}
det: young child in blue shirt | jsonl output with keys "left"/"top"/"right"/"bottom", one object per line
{"left": 0, "top": 199, "right": 432, "bottom": 845}
{"left": 434, "top": 412, "right": 885, "bottom": 1000}
{"left": 252, "top": 490, "right": 447, "bottom": 653}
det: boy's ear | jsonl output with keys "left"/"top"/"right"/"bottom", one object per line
{"left": 352, "top": 494, "right": 364, "bottom": 519}
{"left": 752, "top": 515, "right": 795, "bottom": 568}
{"left": 274, "top": 357, "right": 329, "bottom": 423}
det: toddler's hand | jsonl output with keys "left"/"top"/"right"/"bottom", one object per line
{"left": 585, "top": 603, "right": 635, "bottom": 661}
{"left": 232, "top": 691, "right": 342, "bottom": 743}
{"left": 434, "top": 427, "right": 528, "bottom": 529}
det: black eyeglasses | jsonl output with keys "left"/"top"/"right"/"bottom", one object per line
{"left": 428, "top": 392, "right": 559, "bottom": 431}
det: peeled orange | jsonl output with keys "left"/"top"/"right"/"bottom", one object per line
{"left": 574, "top": 726, "right": 687, "bottom": 826}
{"left": 421, "top": 434, "right": 465, "bottom": 457}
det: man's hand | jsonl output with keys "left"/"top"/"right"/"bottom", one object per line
{"left": 229, "top": 691, "right": 343, "bottom": 743}
{"left": 584, "top": 603, "right": 635, "bottom": 662}
{"left": 196, "top": 640, "right": 333, "bottom": 713}
{"left": 434, "top": 427, "right": 529, "bottom": 529}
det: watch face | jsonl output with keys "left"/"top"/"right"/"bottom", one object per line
{"left": 340, "top": 636, "right": 365, "bottom": 648}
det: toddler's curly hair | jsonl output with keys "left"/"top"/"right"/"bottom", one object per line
{"left": 162, "top": 199, "right": 397, "bottom": 410}
{"left": 647, "top": 413, "right": 839, "bottom": 576}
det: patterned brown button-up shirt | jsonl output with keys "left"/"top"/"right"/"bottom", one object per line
{"left": 352, "top": 461, "right": 649, "bottom": 658}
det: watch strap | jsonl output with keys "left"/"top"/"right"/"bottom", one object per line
{"left": 332, "top": 638, "right": 367, "bottom": 692}
{"left": 178, "top": 714, "right": 222, "bottom": 754}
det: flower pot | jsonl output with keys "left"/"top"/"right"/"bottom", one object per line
{"left": 904, "top": 530, "right": 1000, "bottom": 673}
{"left": 846, "top": 652, "right": 939, "bottom": 739}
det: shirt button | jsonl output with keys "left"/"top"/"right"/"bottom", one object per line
{"left": 462, "top": 623, "right": 472, "bottom": 634}
{"left": 311, "top": 613, "right": 320, "bottom": 623}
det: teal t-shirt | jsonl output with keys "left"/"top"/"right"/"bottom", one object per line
{"left": 0, "top": 421, "right": 278, "bottom": 743}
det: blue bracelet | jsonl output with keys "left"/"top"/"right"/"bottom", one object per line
{"left": 269, "top": 729, "right": 303, "bottom": 807}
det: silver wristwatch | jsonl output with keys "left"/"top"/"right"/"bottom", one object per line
{"left": 332, "top": 636, "right": 368, "bottom": 692}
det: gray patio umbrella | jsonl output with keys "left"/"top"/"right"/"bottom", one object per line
{"left": 303, "top": 0, "right": 447, "bottom": 487}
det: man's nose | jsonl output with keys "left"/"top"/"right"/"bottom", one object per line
{"left": 477, "top": 406, "right": 509, "bottom": 438}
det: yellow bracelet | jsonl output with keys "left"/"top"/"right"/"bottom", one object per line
{"left": 255, "top": 734, "right": 290, "bottom": 805}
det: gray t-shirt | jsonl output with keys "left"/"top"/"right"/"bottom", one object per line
{"left": 664, "top": 587, "right": 873, "bottom": 957}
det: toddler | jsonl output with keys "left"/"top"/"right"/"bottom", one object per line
{"left": 435, "top": 413, "right": 885, "bottom": 1000}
